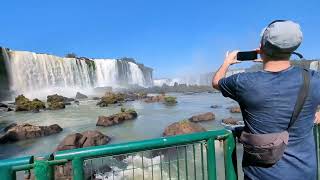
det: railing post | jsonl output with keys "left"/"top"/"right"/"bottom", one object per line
{"left": 223, "top": 132, "right": 237, "bottom": 180}
{"left": 207, "top": 138, "right": 216, "bottom": 180}
{"left": 314, "top": 125, "right": 320, "bottom": 180}
{"left": 72, "top": 157, "right": 85, "bottom": 180}
{"left": 34, "top": 157, "right": 54, "bottom": 180}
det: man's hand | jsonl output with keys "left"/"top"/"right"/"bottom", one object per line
{"left": 212, "top": 50, "right": 240, "bottom": 90}
{"left": 223, "top": 50, "right": 241, "bottom": 66}
{"left": 314, "top": 112, "right": 320, "bottom": 124}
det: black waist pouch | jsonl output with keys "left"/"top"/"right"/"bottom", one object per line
{"left": 239, "top": 68, "right": 310, "bottom": 166}
{"left": 240, "top": 131, "right": 289, "bottom": 165}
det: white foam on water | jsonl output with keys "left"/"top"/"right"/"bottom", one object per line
{"left": 94, "top": 155, "right": 172, "bottom": 180}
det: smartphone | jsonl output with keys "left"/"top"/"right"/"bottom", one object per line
{"left": 237, "top": 51, "right": 258, "bottom": 61}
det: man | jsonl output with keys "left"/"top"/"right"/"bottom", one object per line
{"left": 212, "top": 20, "right": 319, "bottom": 180}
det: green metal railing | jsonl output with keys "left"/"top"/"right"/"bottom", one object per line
{"left": 0, "top": 125, "right": 319, "bottom": 180}
{"left": 0, "top": 129, "right": 237, "bottom": 180}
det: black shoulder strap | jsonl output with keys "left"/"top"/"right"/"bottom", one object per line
{"left": 287, "top": 69, "right": 310, "bottom": 129}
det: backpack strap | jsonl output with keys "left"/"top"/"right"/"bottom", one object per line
{"left": 287, "top": 68, "right": 310, "bottom": 129}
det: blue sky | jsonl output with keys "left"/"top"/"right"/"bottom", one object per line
{"left": 1, "top": 0, "right": 319, "bottom": 78}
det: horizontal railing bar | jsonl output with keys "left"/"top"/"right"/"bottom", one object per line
{"left": 12, "top": 164, "right": 34, "bottom": 171}
{"left": 0, "top": 156, "right": 33, "bottom": 168}
{"left": 55, "top": 129, "right": 230, "bottom": 160}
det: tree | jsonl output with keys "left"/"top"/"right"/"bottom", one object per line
{"left": 65, "top": 53, "right": 77, "bottom": 58}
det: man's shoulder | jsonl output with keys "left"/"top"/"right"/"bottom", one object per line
{"left": 229, "top": 71, "right": 263, "bottom": 82}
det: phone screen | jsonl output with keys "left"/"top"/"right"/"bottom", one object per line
{"left": 237, "top": 51, "right": 258, "bottom": 61}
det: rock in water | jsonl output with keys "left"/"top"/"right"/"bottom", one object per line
{"left": 164, "top": 96, "right": 178, "bottom": 105}
{"left": 3, "top": 123, "right": 17, "bottom": 132}
{"left": 163, "top": 120, "right": 206, "bottom": 136}
{"left": 0, "top": 103, "right": 8, "bottom": 108}
{"left": 75, "top": 92, "right": 88, "bottom": 99}
{"left": 96, "top": 92, "right": 126, "bottom": 107}
{"left": 55, "top": 130, "right": 111, "bottom": 179}
{"left": 92, "top": 97, "right": 100, "bottom": 100}
{"left": 222, "top": 117, "right": 239, "bottom": 125}
{"left": 47, "top": 94, "right": 65, "bottom": 103}
{"left": 230, "top": 106, "right": 241, "bottom": 113}
{"left": 56, "top": 130, "right": 110, "bottom": 151}
{"left": 210, "top": 105, "right": 220, "bottom": 108}
{"left": 189, "top": 112, "right": 215, "bottom": 122}
{"left": 96, "top": 109, "right": 138, "bottom": 127}
{"left": 15, "top": 95, "right": 46, "bottom": 112}
{"left": 47, "top": 94, "right": 70, "bottom": 110}
{"left": 144, "top": 94, "right": 165, "bottom": 103}
{"left": 0, "top": 123, "right": 62, "bottom": 144}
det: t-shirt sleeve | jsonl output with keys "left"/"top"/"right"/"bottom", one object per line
{"left": 218, "top": 74, "right": 239, "bottom": 101}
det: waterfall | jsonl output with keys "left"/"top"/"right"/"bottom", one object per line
{"left": 2, "top": 49, "right": 153, "bottom": 99}
{"left": 310, "top": 61, "right": 320, "bottom": 71}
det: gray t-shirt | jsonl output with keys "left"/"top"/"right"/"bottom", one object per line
{"left": 219, "top": 66, "right": 318, "bottom": 180}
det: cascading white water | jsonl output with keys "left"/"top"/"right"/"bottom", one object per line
{"left": 128, "top": 62, "right": 146, "bottom": 86}
{"left": 95, "top": 59, "right": 118, "bottom": 87}
{"left": 94, "top": 59, "right": 147, "bottom": 88}
{"left": 4, "top": 49, "right": 153, "bottom": 99}
{"left": 310, "top": 61, "right": 320, "bottom": 71}
{"left": 7, "top": 51, "right": 94, "bottom": 98}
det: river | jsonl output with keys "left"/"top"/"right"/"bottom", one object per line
{"left": 0, "top": 92, "right": 244, "bottom": 179}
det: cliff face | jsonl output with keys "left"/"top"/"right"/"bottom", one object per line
{"left": 0, "top": 47, "right": 10, "bottom": 100}
{"left": 0, "top": 48, "right": 154, "bottom": 100}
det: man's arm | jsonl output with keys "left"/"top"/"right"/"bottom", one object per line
{"left": 212, "top": 51, "right": 240, "bottom": 90}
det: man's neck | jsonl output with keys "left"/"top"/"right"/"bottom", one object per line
{"left": 263, "top": 60, "right": 291, "bottom": 72}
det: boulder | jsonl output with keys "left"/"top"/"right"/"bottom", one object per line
{"left": 47, "top": 94, "right": 70, "bottom": 110}
{"left": 96, "top": 92, "right": 126, "bottom": 107}
{"left": 55, "top": 130, "right": 110, "bottom": 179}
{"left": 92, "top": 97, "right": 100, "bottom": 100}
{"left": 0, "top": 123, "right": 62, "bottom": 144}
{"left": 75, "top": 92, "right": 88, "bottom": 99}
{"left": 230, "top": 106, "right": 241, "bottom": 113}
{"left": 47, "top": 94, "right": 65, "bottom": 103}
{"left": 15, "top": 95, "right": 46, "bottom": 112}
{"left": 164, "top": 96, "right": 178, "bottom": 105}
{"left": 48, "top": 102, "right": 65, "bottom": 110}
{"left": 125, "top": 92, "right": 148, "bottom": 101}
{"left": 3, "top": 123, "right": 17, "bottom": 132}
{"left": 163, "top": 120, "right": 206, "bottom": 136}
{"left": 222, "top": 117, "right": 239, "bottom": 125}
{"left": 144, "top": 94, "right": 165, "bottom": 103}
{"left": 210, "top": 105, "right": 220, "bottom": 109}
{"left": 0, "top": 103, "right": 8, "bottom": 108}
{"left": 30, "top": 98, "right": 46, "bottom": 110}
{"left": 189, "top": 112, "right": 215, "bottom": 122}
{"left": 96, "top": 109, "right": 138, "bottom": 127}
{"left": 56, "top": 130, "right": 110, "bottom": 151}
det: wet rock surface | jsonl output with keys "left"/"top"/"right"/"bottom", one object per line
{"left": 96, "top": 92, "right": 126, "bottom": 107}
{"left": 75, "top": 92, "right": 88, "bottom": 99}
{"left": 56, "top": 130, "right": 110, "bottom": 151}
{"left": 47, "top": 94, "right": 73, "bottom": 110}
{"left": 210, "top": 105, "right": 220, "bottom": 108}
{"left": 144, "top": 94, "right": 165, "bottom": 103}
{"left": 96, "top": 109, "right": 138, "bottom": 127}
{"left": 189, "top": 112, "right": 215, "bottom": 122}
{"left": 163, "top": 120, "right": 206, "bottom": 136}
{"left": 229, "top": 106, "right": 241, "bottom": 113}
{"left": 0, "top": 123, "right": 62, "bottom": 144}
{"left": 15, "top": 95, "right": 46, "bottom": 112}
{"left": 222, "top": 117, "right": 239, "bottom": 125}
{"left": 55, "top": 130, "right": 110, "bottom": 179}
